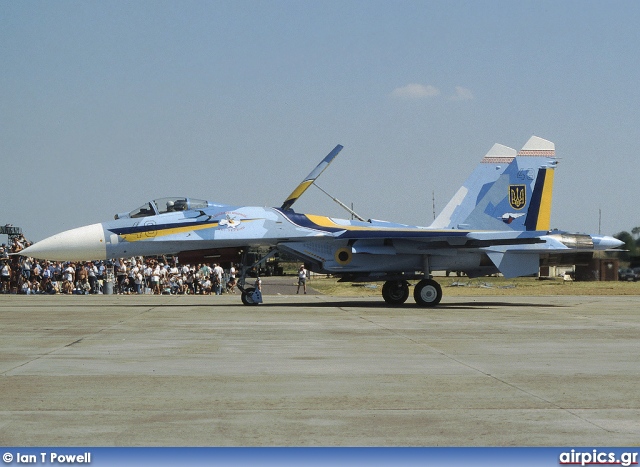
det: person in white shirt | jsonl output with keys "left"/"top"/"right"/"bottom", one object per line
{"left": 213, "top": 263, "right": 224, "bottom": 295}
{"left": 151, "top": 264, "right": 161, "bottom": 294}
{"left": 296, "top": 264, "right": 308, "bottom": 294}
{"left": 227, "top": 266, "right": 237, "bottom": 293}
{"left": 64, "top": 264, "right": 75, "bottom": 283}
{"left": 1, "top": 261, "right": 11, "bottom": 293}
{"left": 87, "top": 262, "right": 98, "bottom": 294}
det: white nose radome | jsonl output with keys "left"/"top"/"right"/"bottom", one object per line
{"left": 592, "top": 235, "right": 625, "bottom": 250}
{"left": 20, "top": 223, "right": 107, "bottom": 261}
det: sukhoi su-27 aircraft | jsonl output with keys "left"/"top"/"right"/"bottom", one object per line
{"left": 20, "top": 136, "right": 623, "bottom": 306}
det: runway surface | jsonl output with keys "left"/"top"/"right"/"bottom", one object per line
{"left": 1, "top": 293, "right": 640, "bottom": 446}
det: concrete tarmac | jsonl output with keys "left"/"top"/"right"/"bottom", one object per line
{"left": 1, "top": 293, "right": 640, "bottom": 446}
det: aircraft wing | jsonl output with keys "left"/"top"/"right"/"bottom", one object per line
{"left": 280, "top": 145, "right": 343, "bottom": 211}
{"left": 276, "top": 210, "right": 619, "bottom": 281}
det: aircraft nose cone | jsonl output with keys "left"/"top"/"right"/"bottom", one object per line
{"left": 20, "top": 223, "right": 107, "bottom": 261}
{"left": 592, "top": 235, "right": 625, "bottom": 250}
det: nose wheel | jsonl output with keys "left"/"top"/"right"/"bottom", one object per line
{"left": 240, "top": 286, "right": 261, "bottom": 305}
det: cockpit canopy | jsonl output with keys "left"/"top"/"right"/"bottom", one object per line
{"left": 115, "top": 197, "right": 214, "bottom": 220}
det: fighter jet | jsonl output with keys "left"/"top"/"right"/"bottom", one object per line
{"left": 20, "top": 136, "right": 623, "bottom": 306}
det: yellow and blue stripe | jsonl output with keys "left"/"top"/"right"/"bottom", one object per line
{"left": 524, "top": 167, "right": 555, "bottom": 231}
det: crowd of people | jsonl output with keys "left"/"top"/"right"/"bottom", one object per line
{"left": 1, "top": 239, "right": 244, "bottom": 296}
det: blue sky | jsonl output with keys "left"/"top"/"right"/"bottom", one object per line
{"left": 1, "top": 0, "right": 638, "bottom": 242}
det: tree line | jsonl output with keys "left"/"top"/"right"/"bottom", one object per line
{"left": 614, "top": 227, "right": 640, "bottom": 260}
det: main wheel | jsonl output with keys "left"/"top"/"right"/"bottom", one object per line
{"left": 413, "top": 279, "right": 442, "bottom": 307}
{"left": 241, "top": 287, "right": 259, "bottom": 306}
{"left": 382, "top": 280, "right": 410, "bottom": 305}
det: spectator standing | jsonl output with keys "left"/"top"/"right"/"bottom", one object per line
{"left": 116, "top": 259, "right": 127, "bottom": 294}
{"left": 158, "top": 263, "right": 168, "bottom": 293}
{"left": 185, "top": 270, "right": 195, "bottom": 294}
{"left": 213, "top": 263, "right": 224, "bottom": 295}
{"left": 32, "top": 261, "right": 42, "bottom": 282}
{"left": 63, "top": 263, "right": 75, "bottom": 285}
{"left": 151, "top": 263, "right": 161, "bottom": 294}
{"left": 53, "top": 262, "right": 63, "bottom": 282}
{"left": 227, "top": 265, "right": 237, "bottom": 294}
{"left": 142, "top": 262, "right": 151, "bottom": 293}
{"left": 296, "top": 264, "right": 308, "bottom": 294}
{"left": 134, "top": 269, "right": 143, "bottom": 294}
{"left": 21, "top": 257, "right": 32, "bottom": 280}
{"left": 1, "top": 261, "right": 11, "bottom": 293}
{"left": 87, "top": 262, "right": 98, "bottom": 293}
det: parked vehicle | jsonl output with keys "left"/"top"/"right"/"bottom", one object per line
{"left": 618, "top": 268, "right": 639, "bottom": 281}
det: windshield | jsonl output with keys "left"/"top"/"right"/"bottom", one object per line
{"left": 126, "top": 197, "right": 212, "bottom": 218}
{"left": 128, "top": 202, "right": 157, "bottom": 219}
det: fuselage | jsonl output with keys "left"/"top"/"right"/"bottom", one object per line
{"left": 20, "top": 203, "right": 623, "bottom": 282}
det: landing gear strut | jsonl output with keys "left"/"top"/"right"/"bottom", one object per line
{"left": 237, "top": 249, "right": 277, "bottom": 306}
{"left": 382, "top": 280, "right": 410, "bottom": 305}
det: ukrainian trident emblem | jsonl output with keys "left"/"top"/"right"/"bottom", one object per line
{"left": 509, "top": 185, "right": 526, "bottom": 210}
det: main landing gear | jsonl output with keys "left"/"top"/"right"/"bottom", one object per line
{"left": 382, "top": 279, "right": 442, "bottom": 307}
{"left": 381, "top": 280, "right": 410, "bottom": 305}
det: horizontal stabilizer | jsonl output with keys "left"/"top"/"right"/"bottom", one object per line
{"left": 486, "top": 251, "right": 540, "bottom": 278}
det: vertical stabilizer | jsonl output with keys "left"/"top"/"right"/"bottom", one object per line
{"left": 519, "top": 136, "right": 556, "bottom": 231}
{"left": 436, "top": 136, "right": 556, "bottom": 231}
{"left": 429, "top": 143, "right": 516, "bottom": 229}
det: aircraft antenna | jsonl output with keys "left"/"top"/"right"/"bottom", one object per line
{"left": 598, "top": 208, "right": 602, "bottom": 235}
{"left": 313, "top": 183, "right": 366, "bottom": 222}
{"left": 432, "top": 191, "right": 436, "bottom": 221}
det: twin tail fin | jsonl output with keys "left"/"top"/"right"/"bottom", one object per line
{"left": 430, "top": 136, "right": 556, "bottom": 232}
